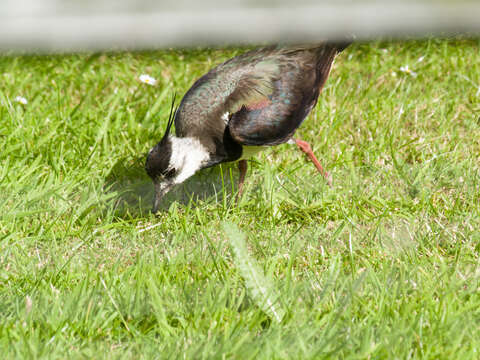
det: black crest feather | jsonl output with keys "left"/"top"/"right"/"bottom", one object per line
{"left": 161, "top": 93, "right": 177, "bottom": 143}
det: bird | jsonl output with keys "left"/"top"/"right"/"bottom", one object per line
{"left": 145, "top": 42, "right": 350, "bottom": 212}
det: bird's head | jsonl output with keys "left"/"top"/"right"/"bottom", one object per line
{"left": 145, "top": 99, "right": 210, "bottom": 212}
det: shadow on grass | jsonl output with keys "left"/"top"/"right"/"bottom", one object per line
{"left": 103, "top": 155, "right": 239, "bottom": 217}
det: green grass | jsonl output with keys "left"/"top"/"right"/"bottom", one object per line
{"left": 0, "top": 39, "right": 479, "bottom": 359}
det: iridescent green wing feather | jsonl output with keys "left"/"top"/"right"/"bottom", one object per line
{"left": 226, "top": 46, "right": 337, "bottom": 146}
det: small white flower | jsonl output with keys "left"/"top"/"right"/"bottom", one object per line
{"left": 399, "top": 65, "right": 417, "bottom": 78}
{"left": 417, "top": 56, "right": 425, "bottom": 63}
{"left": 15, "top": 96, "right": 28, "bottom": 105}
{"left": 139, "top": 74, "right": 157, "bottom": 86}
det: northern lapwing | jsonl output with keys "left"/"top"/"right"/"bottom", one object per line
{"left": 145, "top": 42, "right": 350, "bottom": 212}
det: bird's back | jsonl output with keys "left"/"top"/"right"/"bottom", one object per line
{"left": 174, "top": 43, "right": 348, "bottom": 152}
{"left": 174, "top": 47, "right": 276, "bottom": 141}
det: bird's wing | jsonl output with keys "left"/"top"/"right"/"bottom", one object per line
{"left": 225, "top": 47, "right": 337, "bottom": 146}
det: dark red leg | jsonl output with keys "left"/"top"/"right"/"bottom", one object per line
{"left": 236, "top": 160, "right": 248, "bottom": 201}
{"left": 295, "top": 139, "right": 332, "bottom": 186}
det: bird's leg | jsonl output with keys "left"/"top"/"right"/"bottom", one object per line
{"left": 294, "top": 139, "right": 332, "bottom": 187}
{"left": 236, "top": 160, "right": 248, "bottom": 201}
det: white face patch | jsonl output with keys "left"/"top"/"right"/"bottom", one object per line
{"left": 168, "top": 136, "right": 210, "bottom": 184}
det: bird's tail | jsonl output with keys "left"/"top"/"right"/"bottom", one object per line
{"left": 331, "top": 40, "right": 352, "bottom": 53}
{"left": 278, "top": 38, "right": 353, "bottom": 57}
{"left": 311, "top": 38, "right": 352, "bottom": 96}
{"left": 328, "top": 35, "right": 355, "bottom": 53}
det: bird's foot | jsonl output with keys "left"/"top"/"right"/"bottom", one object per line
{"left": 294, "top": 139, "right": 332, "bottom": 187}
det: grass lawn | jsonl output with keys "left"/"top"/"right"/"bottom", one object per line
{"left": 0, "top": 39, "right": 479, "bottom": 359}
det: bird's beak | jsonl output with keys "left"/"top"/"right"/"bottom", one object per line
{"left": 152, "top": 181, "right": 174, "bottom": 213}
